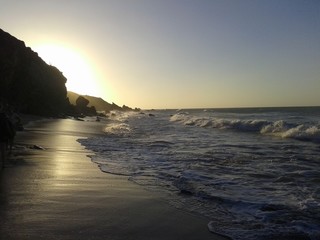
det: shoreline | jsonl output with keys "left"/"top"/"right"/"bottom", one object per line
{"left": 0, "top": 118, "right": 228, "bottom": 240}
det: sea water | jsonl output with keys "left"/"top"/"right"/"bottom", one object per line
{"left": 79, "top": 107, "right": 320, "bottom": 240}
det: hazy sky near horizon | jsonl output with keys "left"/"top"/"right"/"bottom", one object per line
{"left": 1, "top": 0, "right": 319, "bottom": 109}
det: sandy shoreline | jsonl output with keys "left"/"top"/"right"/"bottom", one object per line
{"left": 0, "top": 118, "right": 228, "bottom": 240}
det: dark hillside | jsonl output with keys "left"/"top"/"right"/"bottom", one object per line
{"left": 67, "top": 91, "right": 115, "bottom": 111}
{"left": 68, "top": 91, "right": 139, "bottom": 113}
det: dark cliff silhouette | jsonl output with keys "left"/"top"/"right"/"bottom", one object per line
{"left": 0, "top": 28, "right": 70, "bottom": 116}
{"left": 0, "top": 28, "right": 139, "bottom": 116}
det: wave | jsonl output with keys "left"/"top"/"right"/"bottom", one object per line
{"left": 103, "top": 122, "right": 132, "bottom": 135}
{"left": 261, "top": 121, "right": 320, "bottom": 141}
{"left": 170, "top": 113, "right": 320, "bottom": 142}
{"left": 170, "top": 173, "right": 320, "bottom": 240}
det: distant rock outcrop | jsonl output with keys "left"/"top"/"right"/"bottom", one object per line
{"left": 0, "top": 28, "right": 70, "bottom": 116}
{"left": 74, "top": 95, "right": 96, "bottom": 116}
{"left": 67, "top": 91, "right": 140, "bottom": 113}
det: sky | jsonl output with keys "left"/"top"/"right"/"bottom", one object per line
{"left": 1, "top": 0, "right": 319, "bottom": 109}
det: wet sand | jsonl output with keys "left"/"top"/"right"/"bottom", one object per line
{"left": 0, "top": 118, "right": 228, "bottom": 240}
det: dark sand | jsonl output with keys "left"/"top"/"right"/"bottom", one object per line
{"left": 0, "top": 118, "right": 228, "bottom": 240}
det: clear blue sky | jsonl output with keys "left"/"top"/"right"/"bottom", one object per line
{"left": 1, "top": 0, "right": 319, "bottom": 109}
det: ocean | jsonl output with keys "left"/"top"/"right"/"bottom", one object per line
{"left": 79, "top": 107, "right": 320, "bottom": 240}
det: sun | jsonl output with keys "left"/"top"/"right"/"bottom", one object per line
{"left": 33, "top": 44, "right": 100, "bottom": 97}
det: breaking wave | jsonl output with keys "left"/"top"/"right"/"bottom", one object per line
{"left": 170, "top": 112, "right": 320, "bottom": 142}
{"left": 103, "top": 123, "right": 131, "bottom": 135}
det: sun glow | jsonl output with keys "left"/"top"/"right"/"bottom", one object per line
{"left": 34, "top": 44, "right": 100, "bottom": 97}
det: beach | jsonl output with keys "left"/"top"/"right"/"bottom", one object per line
{"left": 0, "top": 118, "right": 227, "bottom": 240}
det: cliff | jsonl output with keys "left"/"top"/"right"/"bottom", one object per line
{"left": 0, "top": 28, "right": 70, "bottom": 116}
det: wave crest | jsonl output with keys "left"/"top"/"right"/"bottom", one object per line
{"left": 104, "top": 123, "right": 131, "bottom": 135}
{"left": 170, "top": 113, "right": 320, "bottom": 142}
{"left": 262, "top": 122, "right": 320, "bottom": 141}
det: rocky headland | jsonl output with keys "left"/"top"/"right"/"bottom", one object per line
{"left": 0, "top": 28, "right": 137, "bottom": 117}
